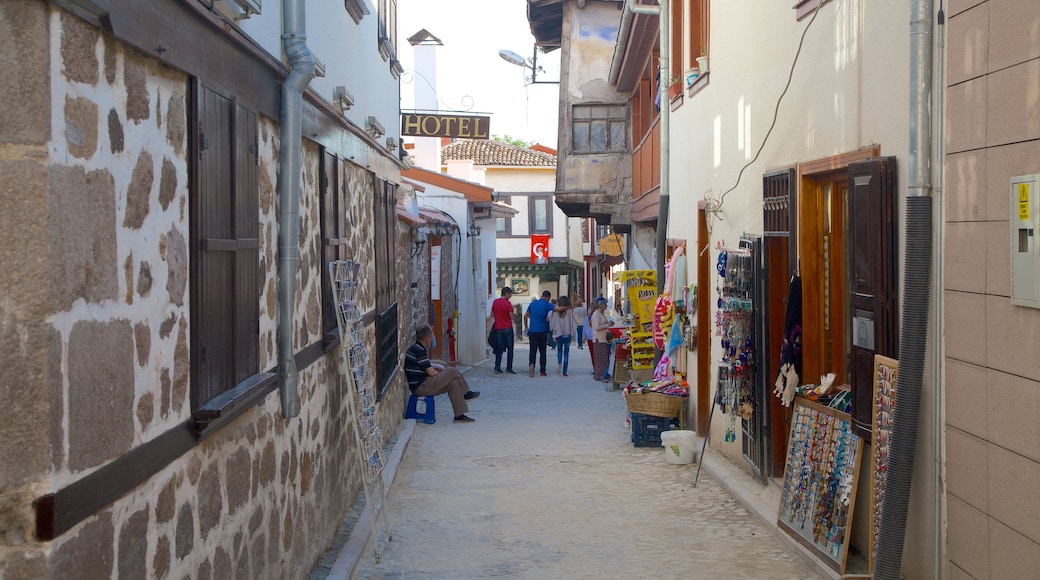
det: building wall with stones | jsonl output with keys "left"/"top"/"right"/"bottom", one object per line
{"left": 0, "top": 2, "right": 414, "bottom": 578}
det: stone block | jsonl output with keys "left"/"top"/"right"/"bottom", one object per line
{"left": 50, "top": 164, "right": 119, "bottom": 309}
{"left": 0, "top": 0, "right": 50, "bottom": 145}
{"left": 49, "top": 514, "right": 114, "bottom": 578}
{"left": 67, "top": 319, "right": 134, "bottom": 471}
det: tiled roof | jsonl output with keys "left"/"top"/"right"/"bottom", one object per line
{"left": 441, "top": 139, "right": 557, "bottom": 167}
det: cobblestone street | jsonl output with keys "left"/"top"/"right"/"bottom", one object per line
{"left": 334, "top": 343, "right": 823, "bottom": 579}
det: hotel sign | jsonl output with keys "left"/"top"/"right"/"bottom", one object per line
{"left": 401, "top": 113, "right": 491, "bottom": 139}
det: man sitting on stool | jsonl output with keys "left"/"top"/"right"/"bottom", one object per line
{"left": 404, "top": 324, "right": 480, "bottom": 422}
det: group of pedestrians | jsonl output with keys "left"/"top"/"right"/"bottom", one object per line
{"left": 489, "top": 288, "right": 615, "bottom": 382}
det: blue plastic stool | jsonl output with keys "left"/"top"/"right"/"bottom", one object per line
{"left": 406, "top": 394, "right": 436, "bottom": 424}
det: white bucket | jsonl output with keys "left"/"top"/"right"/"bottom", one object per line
{"left": 660, "top": 430, "right": 697, "bottom": 465}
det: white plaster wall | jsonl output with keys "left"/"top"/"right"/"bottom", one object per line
{"left": 416, "top": 186, "right": 485, "bottom": 365}
{"left": 664, "top": 1, "right": 933, "bottom": 574}
{"left": 237, "top": 0, "right": 401, "bottom": 145}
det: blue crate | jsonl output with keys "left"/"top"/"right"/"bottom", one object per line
{"left": 631, "top": 413, "right": 680, "bottom": 447}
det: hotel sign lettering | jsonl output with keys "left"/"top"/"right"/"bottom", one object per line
{"left": 401, "top": 113, "right": 491, "bottom": 139}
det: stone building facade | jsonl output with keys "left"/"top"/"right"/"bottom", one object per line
{"left": 0, "top": 2, "right": 420, "bottom": 578}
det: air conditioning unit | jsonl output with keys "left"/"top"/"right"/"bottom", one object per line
{"left": 366, "top": 116, "right": 385, "bottom": 139}
{"left": 212, "top": 0, "right": 260, "bottom": 21}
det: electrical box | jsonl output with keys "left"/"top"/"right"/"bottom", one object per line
{"left": 1011, "top": 174, "right": 1040, "bottom": 308}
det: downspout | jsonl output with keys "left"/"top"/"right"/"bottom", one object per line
{"left": 627, "top": 0, "right": 670, "bottom": 306}
{"left": 932, "top": 3, "right": 947, "bottom": 577}
{"left": 277, "top": 0, "right": 315, "bottom": 418}
{"left": 874, "top": 0, "right": 934, "bottom": 578}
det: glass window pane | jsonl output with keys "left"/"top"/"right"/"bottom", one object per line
{"left": 573, "top": 106, "right": 590, "bottom": 119}
{"left": 609, "top": 105, "right": 626, "bottom": 118}
{"left": 572, "top": 123, "right": 589, "bottom": 152}
{"left": 610, "top": 121, "right": 626, "bottom": 151}
{"left": 534, "top": 199, "right": 547, "bottom": 231}
{"left": 590, "top": 120, "right": 607, "bottom": 151}
{"left": 496, "top": 217, "right": 506, "bottom": 232}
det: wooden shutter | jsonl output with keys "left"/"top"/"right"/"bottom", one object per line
{"left": 320, "top": 150, "right": 343, "bottom": 339}
{"left": 232, "top": 102, "right": 259, "bottom": 385}
{"left": 196, "top": 86, "right": 234, "bottom": 406}
{"left": 194, "top": 85, "right": 259, "bottom": 407}
{"left": 846, "top": 157, "right": 898, "bottom": 439}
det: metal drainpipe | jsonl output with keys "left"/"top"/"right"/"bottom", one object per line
{"left": 628, "top": 0, "right": 670, "bottom": 318}
{"left": 277, "top": 0, "right": 315, "bottom": 418}
{"left": 874, "top": 0, "right": 934, "bottom": 577}
{"left": 932, "top": 4, "right": 947, "bottom": 577}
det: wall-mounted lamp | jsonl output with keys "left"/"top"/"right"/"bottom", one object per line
{"left": 366, "top": 116, "right": 385, "bottom": 138}
{"left": 411, "top": 238, "right": 427, "bottom": 258}
{"left": 334, "top": 86, "right": 354, "bottom": 113}
{"left": 467, "top": 221, "right": 482, "bottom": 238}
{"left": 498, "top": 46, "right": 559, "bottom": 85}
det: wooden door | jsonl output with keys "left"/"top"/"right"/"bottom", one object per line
{"left": 846, "top": 157, "right": 898, "bottom": 440}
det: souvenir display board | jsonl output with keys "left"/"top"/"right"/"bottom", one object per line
{"left": 715, "top": 246, "right": 755, "bottom": 442}
{"left": 778, "top": 397, "right": 863, "bottom": 574}
{"left": 869, "top": 355, "right": 898, "bottom": 572}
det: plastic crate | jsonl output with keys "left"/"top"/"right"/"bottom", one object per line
{"left": 630, "top": 413, "right": 680, "bottom": 447}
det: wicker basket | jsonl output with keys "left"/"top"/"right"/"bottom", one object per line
{"left": 625, "top": 391, "right": 685, "bottom": 418}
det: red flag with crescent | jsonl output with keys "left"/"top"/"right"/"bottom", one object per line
{"left": 530, "top": 234, "right": 550, "bottom": 264}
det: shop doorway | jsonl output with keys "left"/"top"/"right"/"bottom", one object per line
{"left": 798, "top": 148, "right": 897, "bottom": 441}
{"left": 761, "top": 168, "right": 798, "bottom": 478}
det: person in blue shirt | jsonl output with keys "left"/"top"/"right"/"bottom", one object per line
{"left": 524, "top": 290, "right": 556, "bottom": 376}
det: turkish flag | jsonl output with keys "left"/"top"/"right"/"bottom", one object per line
{"left": 530, "top": 234, "right": 550, "bottom": 264}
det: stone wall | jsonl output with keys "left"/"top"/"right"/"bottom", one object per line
{"left": 0, "top": 5, "right": 408, "bottom": 578}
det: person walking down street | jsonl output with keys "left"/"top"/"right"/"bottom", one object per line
{"left": 524, "top": 290, "right": 555, "bottom": 376}
{"left": 572, "top": 300, "right": 587, "bottom": 350}
{"left": 491, "top": 287, "right": 516, "bottom": 374}
{"left": 404, "top": 325, "right": 480, "bottom": 422}
{"left": 550, "top": 295, "right": 578, "bottom": 376}
{"left": 547, "top": 298, "right": 558, "bottom": 350}
{"left": 591, "top": 298, "right": 613, "bottom": 383}
{"left": 584, "top": 309, "right": 595, "bottom": 370}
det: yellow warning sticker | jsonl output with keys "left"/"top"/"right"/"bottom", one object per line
{"left": 1018, "top": 183, "right": 1031, "bottom": 221}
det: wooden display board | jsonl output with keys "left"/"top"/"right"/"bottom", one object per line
{"left": 869, "top": 355, "right": 898, "bottom": 572}
{"left": 778, "top": 397, "right": 863, "bottom": 574}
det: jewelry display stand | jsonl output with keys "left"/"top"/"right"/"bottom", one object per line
{"left": 869, "top": 355, "right": 898, "bottom": 573}
{"left": 778, "top": 396, "right": 863, "bottom": 574}
{"left": 329, "top": 260, "right": 392, "bottom": 561}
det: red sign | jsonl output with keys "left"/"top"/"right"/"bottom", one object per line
{"left": 530, "top": 234, "right": 550, "bottom": 264}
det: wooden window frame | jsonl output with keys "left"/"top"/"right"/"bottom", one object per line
{"left": 529, "top": 195, "right": 553, "bottom": 235}
{"left": 571, "top": 104, "right": 628, "bottom": 154}
{"left": 377, "top": 0, "right": 398, "bottom": 62}
{"left": 496, "top": 194, "right": 514, "bottom": 237}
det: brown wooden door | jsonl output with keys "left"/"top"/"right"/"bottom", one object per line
{"left": 846, "top": 157, "right": 898, "bottom": 440}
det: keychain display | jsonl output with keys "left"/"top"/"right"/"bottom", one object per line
{"left": 714, "top": 244, "right": 755, "bottom": 442}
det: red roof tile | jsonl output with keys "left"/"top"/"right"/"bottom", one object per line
{"left": 441, "top": 139, "right": 557, "bottom": 167}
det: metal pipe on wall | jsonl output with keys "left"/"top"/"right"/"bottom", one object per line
{"left": 277, "top": 0, "right": 316, "bottom": 418}
{"left": 874, "top": 0, "right": 935, "bottom": 577}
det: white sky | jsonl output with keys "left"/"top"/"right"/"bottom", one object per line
{"left": 397, "top": 0, "right": 561, "bottom": 148}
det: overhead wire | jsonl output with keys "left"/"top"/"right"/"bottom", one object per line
{"left": 705, "top": 0, "right": 829, "bottom": 224}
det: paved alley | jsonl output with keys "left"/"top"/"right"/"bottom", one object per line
{"left": 346, "top": 343, "right": 822, "bottom": 579}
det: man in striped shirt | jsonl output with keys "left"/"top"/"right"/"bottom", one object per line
{"left": 404, "top": 324, "right": 480, "bottom": 422}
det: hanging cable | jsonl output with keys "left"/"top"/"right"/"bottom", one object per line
{"left": 706, "top": 0, "right": 828, "bottom": 220}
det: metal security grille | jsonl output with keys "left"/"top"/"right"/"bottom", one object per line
{"left": 763, "top": 169, "right": 795, "bottom": 237}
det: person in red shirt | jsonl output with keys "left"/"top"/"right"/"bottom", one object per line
{"left": 491, "top": 287, "right": 516, "bottom": 373}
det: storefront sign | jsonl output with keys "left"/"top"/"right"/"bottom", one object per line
{"left": 401, "top": 113, "right": 491, "bottom": 139}
{"left": 598, "top": 233, "right": 625, "bottom": 257}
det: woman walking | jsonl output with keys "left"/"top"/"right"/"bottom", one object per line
{"left": 590, "top": 298, "right": 612, "bottom": 382}
{"left": 550, "top": 296, "right": 578, "bottom": 376}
